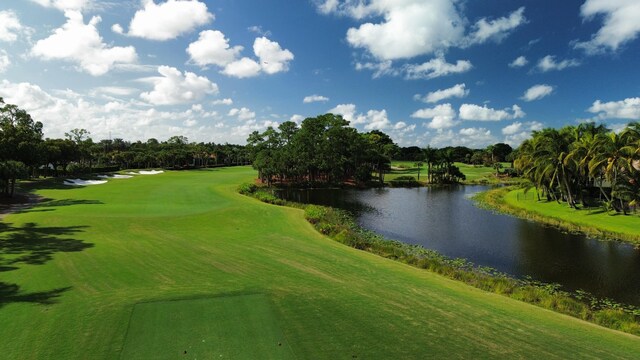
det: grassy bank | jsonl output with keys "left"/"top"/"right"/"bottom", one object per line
{"left": 1, "top": 167, "right": 639, "bottom": 358}
{"left": 241, "top": 184, "right": 640, "bottom": 336}
{"left": 388, "top": 161, "right": 518, "bottom": 185}
{"left": 474, "top": 187, "right": 640, "bottom": 245}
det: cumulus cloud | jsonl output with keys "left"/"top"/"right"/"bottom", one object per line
{"left": 509, "top": 56, "right": 528, "bottom": 68}
{"left": 521, "top": 84, "right": 554, "bottom": 102}
{"left": 502, "top": 121, "right": 544, "bottom": 146}
{"left": 418, "top": 84, "right": 469, "bottom": 103}
{"left": 212, "top": 98, "right": 233, "bottom": 106}
{"left": 536, "top": 55, "right": 580, "bottom": 72}
{"left": 404, "top": 56, "right": 472, "bottom": 80}
{"left": 228, "top": 107, "right": 256, "bottom": 121}
{"left": 253, "top": 37, "right": 294, "bottom": 74}
{"left": 222, "top": 57, "right": 262, "bottom": 78}
{"left": 31, "top": 11, "right": 137, "bottom": 76}
{"left": 0, "top": 79, "right": 262, "bottom": 144}
{"left": 139, "top": 66, "right": 218, "bottom": 105}
{"left": 303, "top": 95, "right": 329, "bottom": 103}
{"left": 575, "top": 0, "right": 640, "bottom": 54}
{"left": 290, "top": 114, "right": 305, "bottom": 124}
{"left": 342, "top": 0, "right": 466, "bottom": 60}
{"left": 411, "top": 103, "right": 457, "bottom": 129}
{"left": 428, "top": 127, "right": 497, "bottom": 148}
{"left": 30, "top": 0, "right": 91, "bottom": 11}
{"left": 466, "top": 7, "right": 527, "bottom": 45}
{"left": 459, "top": 104, "right": 525, "bottom": 121}
{"left": 0, "top": 51, "right": 9, "bottom": 73}
{"left": 220, "top": 37, "right": 294, "bottom": 78}
{"left": 187, "top": 30, "right": 243, "bottom": 67}
{"left": 354, "top": 60, "right": 398, "bottom": 78}
{"left": 119, "top": 0, "right": 213, "bottom": 41}
{"left": 588, "top": 97, "right": 640, "bottom": 120}
{"left": 0, "top": 10, "right": 26, "bottom": 42}
{"left": 328, "top": 103, "right": 402, "bottom": 130}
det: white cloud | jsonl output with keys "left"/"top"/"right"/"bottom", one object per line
{"left": 253, "top": 37, "right": 294, "bottom": 74}
{"left": 30, "top": 0, "right": 91, "bottom": 11}
{"left": 354, "top": 60, "right": 398, "bottom": 78}
{"left": 218, "top": 37, "right": 294, "bottom": 78}
{"left": 303, "top": 95, "right": 329, "bottom": 103}
{"left": 411, "top": 103, "right": 457, "bottom": 129}
{"left": 342, "top": 0, "right": 466, "bottom": 60}
{"left": 521, "top": 84, "right": 554, "bottom": 102}
{"left": 187, "top": 30, "right": 243, "bottom": 67}
{"left": 0, "top": 10, "right": 25, "bottom": 42}
{"left": 575, "top": 0, "right": 640, "bottom": 54}
{"left": 466, "top": 7, "right": 527, "bottom": 45}
{"left": 0, "top": 51, "right": 9, "bottom": 73}
{"left": 228, "top": 107, "right": 256, "bottom": 121}
{"left": 536, "top": 55, "right": 580, "bottom": 72}
{"left": 459, "top": 104, "right": 525, "bottom": 121}
{"left": 329, "top": 103, "right": 362, "bottom": 124}
{"left": 362, "top": 109, "right": 391, "bottom": 130}
{"left": 122, "top": 0, "right": 213, "bottom": 41}
{"left": 588, "top": 97, "right": 640, "bottom": 120}
{"left": 222, "top": 57, "right": 262, "bottom": 78}
{"left": 31, "top": 11, "right": 137, "bottom": 76}
{"left": 404, "top": 56, "right": 472, "bottom": 80}
{"left": 509, "top": 56, "right": 528, "bottom": 68}
{"left": 90, "top": 86, "right": 138, "bottom": 97}
{"left": 290, "top": 114, "right": 305, "bottom": 124}
{"left": 212, "top": 98, "right": 233, "bottom": 106}
{"left": 502, "top": 121, "right": 543, "bottom": 146}
{"left": 428, "top": 127, "right": 497, "bottom": 148}
{"left": 247, "top": 25, "right": 271, "bottom": 37}
{"left": 0, "top": 79, "right": 249, "bottom": 144}
{"left": 139, "top": 65, "right": 218, "bottom": 105}
{"left": 111, "top": 23, "right": 124, "bottom": 35}
{"left": 418, "top": 83, "right": 469, "bottom": 103}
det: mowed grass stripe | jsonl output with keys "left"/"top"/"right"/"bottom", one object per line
{"left": 0, "top": 167, "right": 638, "bottom": 359}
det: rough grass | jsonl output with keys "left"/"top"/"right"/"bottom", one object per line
{"left": 0, "top": 167, "right": 639, "bottom": 359}
{"left": 388, "top": 161, "right": 515, "bottom": 185}
{"left": 474, "top": 187, "right": 640, "bottom": 245}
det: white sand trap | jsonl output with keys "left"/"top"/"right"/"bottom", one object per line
{"left": 138, "top": 170, "right": 164, "bottom": 175}
{"left": 126, "top": 172, "right": 138, "bottom": 175}
{"left": 97, "top": 174, "right": 133, "bottom": 179}
{"left": 64, "top": 179, "right": 108, "bottom": 186}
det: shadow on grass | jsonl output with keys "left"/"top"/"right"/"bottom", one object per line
{"left": 0, "top": 282, "right": 71, "bottom": 308}
{"left": 0, "top": 222, "right": 92, "bottom": 269}
{"left": 0, "top": 222, "right": 91, "bottom": 307}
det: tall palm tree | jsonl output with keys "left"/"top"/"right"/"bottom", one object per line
{"left": 588, "top": 132, "right": 634, "bottom": 213}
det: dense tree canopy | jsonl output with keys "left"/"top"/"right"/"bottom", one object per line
{"left": 247, "top": 114, "right": 398, "bottom": 186}
{"left": 514, "top": 122, "right": 640, "bottom": 213}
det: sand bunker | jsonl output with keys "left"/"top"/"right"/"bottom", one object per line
{"left": 97, "top": 174, "right": 133, "bottom": 179}
{"left": 64, "top": 179, "right": 108, "bottom": 186}
{"left": 138, "top": 170, "right": 164, "bottom": 175}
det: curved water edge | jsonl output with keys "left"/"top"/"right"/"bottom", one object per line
{"left": 276, "top": 185, "right": 640, "bottom": 306}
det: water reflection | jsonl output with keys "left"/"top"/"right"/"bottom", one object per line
{"left": 277, "top": 186, "right": 640, "bottom": 305}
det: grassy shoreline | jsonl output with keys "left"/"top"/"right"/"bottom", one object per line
{"left": 473, "top": 187, "right": 640, "bottom": 245}
{"left": 240, "top": 183, "right": 640, "bottom": 336}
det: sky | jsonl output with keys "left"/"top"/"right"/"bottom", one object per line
{"left": 0, "top": 0, "right": 639, "bottom": 148}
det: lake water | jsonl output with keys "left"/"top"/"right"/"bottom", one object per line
{"left": 277, "top": 186, "right": 640, "bottom": 306}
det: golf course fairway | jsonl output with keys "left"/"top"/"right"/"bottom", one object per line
{"left": 0, "top": 167, "right": 638, "bottom": 359}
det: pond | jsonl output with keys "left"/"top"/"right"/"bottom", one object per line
{"left": 277, "top": 186, "right": 640, "bottom": 306}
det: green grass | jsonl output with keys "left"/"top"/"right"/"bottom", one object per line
{"left": 388, "top": 161, "right": 512, "bottom": 184}
{"left": 1, "top": 167, "right": 639, "bottom": 359}
{"left": 120, "top": 294, "right": 294, "bottom": 360}
{"left": 501, "top": 188, "right": 640, "bottom": 243}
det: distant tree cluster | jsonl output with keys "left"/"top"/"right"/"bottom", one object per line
{"left": 514, "top": 122, "right": 640, "bottom": 213}
{"left": 0, "top": 98, "right": 246, "bottom": 197}
{"left": 246, "top": 114, "right": 398, "bottom": 186}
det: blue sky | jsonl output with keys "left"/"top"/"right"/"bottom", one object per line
{"left": 0, "top": 0, "right": 639, "bottom": 148}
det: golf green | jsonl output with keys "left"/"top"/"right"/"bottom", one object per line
{"left": 0, "top": 167, "right": 638, "bottom": 359}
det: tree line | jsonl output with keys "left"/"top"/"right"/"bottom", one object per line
{"left": 514, "top": 122, "right": 640, "bottom": 213}
{"left": 0, "top": 98, "right": 246, "bottom": 197}
{"left": 246, "top": 114, "right": 397, "bottom": 186}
